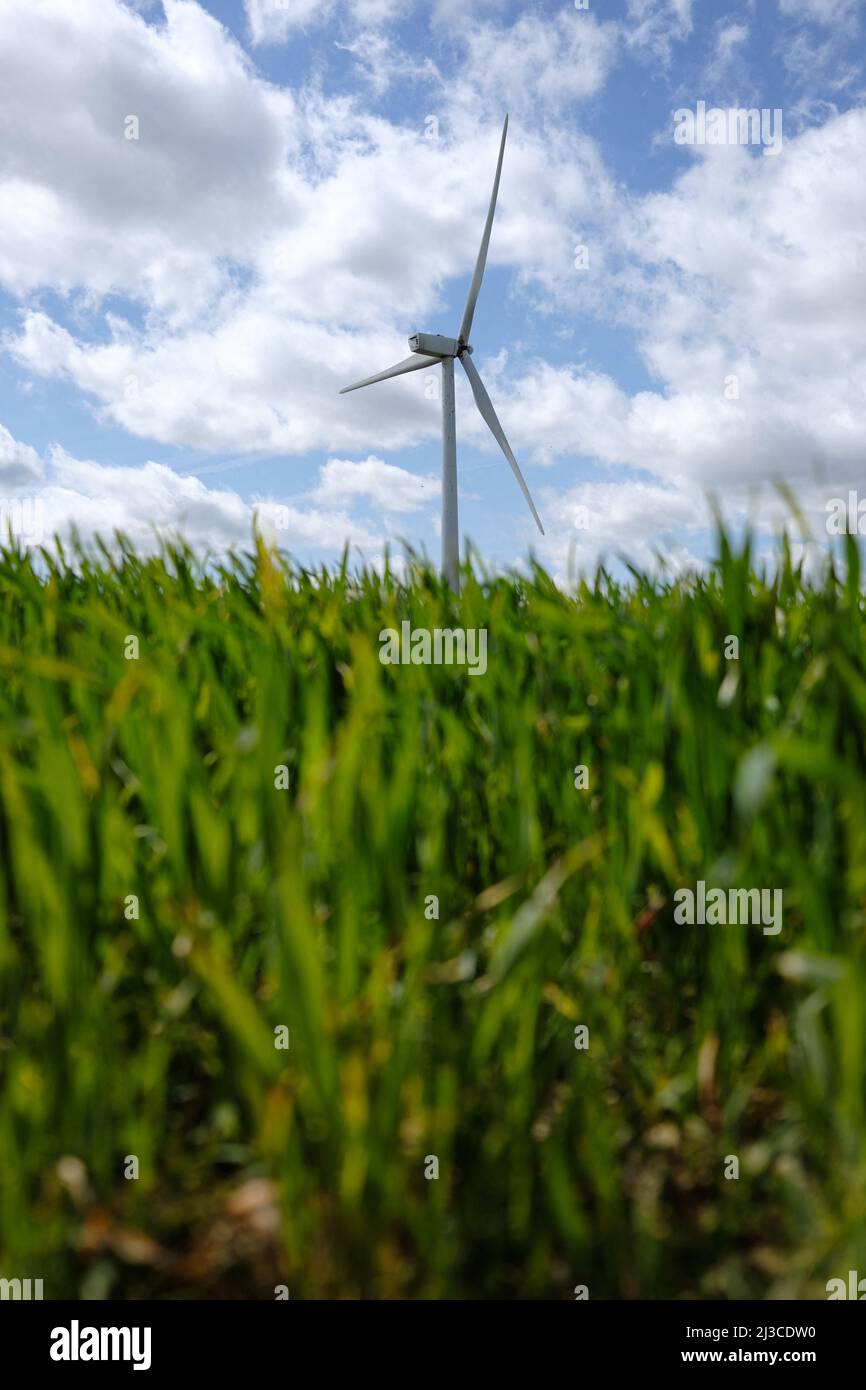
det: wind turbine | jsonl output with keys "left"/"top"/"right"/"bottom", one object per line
{"left": 339, "top": 115, "right": 543, "bottom": 588}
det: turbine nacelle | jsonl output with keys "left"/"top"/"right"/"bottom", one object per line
{"left": 408, "top": 332, "right": 461, "bottom": 358}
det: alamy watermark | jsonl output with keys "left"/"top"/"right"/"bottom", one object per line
{"left": 826, "top": 492, "right": 866, "bottom": 535}
{"left": 674, "top": 880, "right": 783, "bottom": 935}
{"left": 827, "top": 1271, "right": 866, "bottom": 1299}
{"left": 674, "top": 102, "right": 783, "bottom": 157}
{"left": 0, "top": 1276, "right": 43, "bottom": 1299}
{"left": 50, "top": 1320, "right": 151, "bottom": 1371}
{"left": 379, "top": 621, "right": 487, "bottom": 676}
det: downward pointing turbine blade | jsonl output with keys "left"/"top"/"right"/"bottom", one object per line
{"left": 339, "top": 354, "right": 438, "bottom": 394}
{"left": 457, "top": 115, "right": 508, "bottom": 346}
{"left": 460, "top": 352, "right": 544, "bottom": 535}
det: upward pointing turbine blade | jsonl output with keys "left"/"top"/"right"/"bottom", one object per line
{"left": 457, "top": 115, "right": 508, "bottom": 347}
{"left": 460, "top": 351, "right": 544, "bottom": 535}
{"left": 339, "top": 354, "right": 438, "bottom": 394}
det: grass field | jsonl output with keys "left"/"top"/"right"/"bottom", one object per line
{"left": 1, "top": 526, "right": 865, "bottom": 1300}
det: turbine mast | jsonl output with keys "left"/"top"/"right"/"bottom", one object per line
{"left": 440, "top": 357, "right": 459, "bottom": 588}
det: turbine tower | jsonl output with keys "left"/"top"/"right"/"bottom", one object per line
{"left": 339, "top": 115, "right": 543, "bottom": 588}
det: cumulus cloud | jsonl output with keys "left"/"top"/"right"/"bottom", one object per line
{"left": 440, "top": 103, "right": 866, "bottom": 567}
{"left": 1, "top": 0, "right": 614, "bottom": 457}
{"left": 42, "top": 450, "right": 250, "bottom": 548}
{"left": 311, "top": 456, "right": 439, "bottom": 511}
{"left": 0, "top": 0, "right": 296, "bottom": 325}
{"left": 539, "top": 478, "right": 706, "bottom": 580}
{"left": 626, "top": 108, "right": 866, "bottom": 486}
{"left": 0, "top": 424, "right": 43, "bottom": 488}
{"left": 6, "top": 308, "right": 445, "bottom": 455}
{"left": 0, "top": 430, "right": 405, "bottom": 558}
{"left": 449, "top": 10, "right": 619, "bottom": 118}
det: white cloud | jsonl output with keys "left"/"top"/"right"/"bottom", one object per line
{"left": 539, "top": 478, "right": 705, "bottom": 580}
{"left": 625, "top": 0, "right": 693, "bottom": 61}
{"left": 626, "top": 107, "right": 866, "bottom": 486}
{"left": 42, "top": 449, "right": 250, "bottom": 548}
{"left": 449, "top": 105, "right": 866, "bottom": 564}
{"left": 717, "top": 20, "right": 749, "bottom": 53}
{"left": 246, "top": 0, "right": 333, "bottom": 44}
{"left": 2, "top": 10, "right": 613, "bottom": 457}
{"left": 334, "top": 32, "right": 440, "bottom": 97}
{"left": 450, "top": 11, "right": 619, "bottom": 117}
{"left": 0, "top": 0, "right": 617, "bottom": 463}
{"left": 311, "top": 456, "right": 439, "bottom": 511}
{"left": 252, "top": 497, "right": 380, "bottom": 551}
{"left": 0, "top": 431, "right": 394, "bottom": 556}
{"left": 776, "top": 0, "right": 863, "bottom": 103}
{"left": 245, "top": 0, "right": 406, "bottom": 45}
{"left": 6, "top": 308, "right": 444, "bottom": 455}
{"left": 0, "top": 0, "right": 295, "bottom": 324}
{"left": 706, "top": 21, "right": 749, "bottom": 80}
{"left": 0, "top": 424, "right": 43, "bottom": 488}
{"left": 778, "top": 0, "right": 862, "bottom": 22}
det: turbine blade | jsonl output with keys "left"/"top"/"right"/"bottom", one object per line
{"left": 339, "top": 354, "right": 438, "bottom": 394}
{"left": 457, "top": 115, "right": 508, "bottom": 346}
{"left": 460, "top": 352, "right": 544, "bottom": 535}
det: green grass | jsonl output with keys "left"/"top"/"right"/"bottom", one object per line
{"left": 1, "top": 526, "right": 866, "bottom": 1299}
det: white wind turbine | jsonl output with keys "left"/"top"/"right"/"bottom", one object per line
{"left": 339, "top": 115, "right": 543, "bottom": 588}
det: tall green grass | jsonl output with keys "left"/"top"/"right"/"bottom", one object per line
{"left": 1, "top": 528, "right": 865, "bottom": 1298}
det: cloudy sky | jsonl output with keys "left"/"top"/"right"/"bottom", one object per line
{"left": 0, "top": 0, "right": 864, "bottom": 575}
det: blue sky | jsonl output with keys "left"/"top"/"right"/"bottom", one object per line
{"left": 0, "top": 0, "right": 864, "bottom": 575}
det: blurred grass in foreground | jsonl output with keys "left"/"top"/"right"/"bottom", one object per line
{"left": 1, "top": 527, "right": 865, "bottom": 1299}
